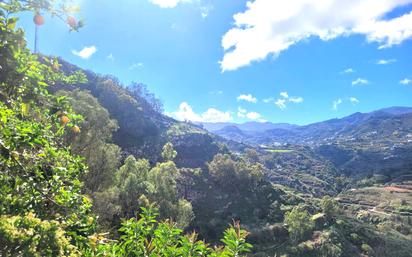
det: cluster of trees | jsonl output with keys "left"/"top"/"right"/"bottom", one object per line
{"left": 0, "top": 1, "right": 253, "bottom": 256}
{"left": 4, "top": 1, "right": 410, "bottom": 257}
{"left": 193, "top": 153, "right": 284, "bottom": 241}
{"left": 92, "top": 144, "right": 195, "bottom": 230}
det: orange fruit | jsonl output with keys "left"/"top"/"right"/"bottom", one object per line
{"left": 71, "top": 125, "right": 81, "bottom": 133}
{"left": 60, "top": 115, "right": 70, "bottom": 125}
{"left": 33, "top": 14, "right": 45, "bottom": 26}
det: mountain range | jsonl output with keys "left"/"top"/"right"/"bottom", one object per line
{"left": 201, "top": 106, "right": 412, "bottom": 147}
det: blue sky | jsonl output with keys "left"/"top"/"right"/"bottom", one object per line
{"left": 16, "top": 0, "right": 412, "bottom": 125}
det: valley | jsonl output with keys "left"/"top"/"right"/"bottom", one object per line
{"left": 1, "top": 1, "right": 412, "bottom": 256}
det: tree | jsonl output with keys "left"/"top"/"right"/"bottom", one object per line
{"left": 176, "top": 167, "right": 201, "bottom": 199}
{"left": 0, "top": 1, "right": 255, "bottom": 255}
{"left": 115, "top": 156, "right": 152, "bottom": 218}
{"left": 88, "top": 206, "right": 252, "bottom": 257}
{"left": 127, "top": 82, "right": 164, "bottom": 114}
{"left": 148, "top": 159, "right": 194, "bottom": 228}
{"left": 208, "top": 154, "right": 264, "bottom": 193}
{"left": 320, "top": 196, "right": 340, "bottom": 221}
{"left": 0, "top": 2, "right": 94, "bottom": 254}
{"left": 162, "top": 142, "right": 177, "bottom": 161}
{"left": 59, "top": 89, "right": 121, "bottom": 192}
{"left": 284, "top": 205, "right": 314, "bottom": 242}
{"left": 194, "top": 154, "right": 283, "bottom": 241}
{"left": 110, "top": 153, "right": 194, "bottom": 229}
{"left": 244, "top": 148, "right": 260, "bottom": 163}
{"left": 0, "top": 0, "right": 83, "bottom": 31}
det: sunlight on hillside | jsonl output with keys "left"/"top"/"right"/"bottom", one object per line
{"left": 1, "top": 0, "right": 412, "bottom": 256}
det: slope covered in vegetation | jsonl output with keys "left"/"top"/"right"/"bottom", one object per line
{"left": 1, "top": 1, "right": 412, "bottom": 257}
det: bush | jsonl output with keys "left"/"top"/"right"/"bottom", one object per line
{"left": 284, "top": 206, "right": 314, "bottom": 242}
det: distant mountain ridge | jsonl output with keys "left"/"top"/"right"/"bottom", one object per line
{"left": 202, "top": 106, "right": 412, "bottom": 146}
{"left": 375, "top": 106, "right": 412, "bottom": 115}
{"left": 199, "top": 121, "right": 298, "bottom": 132}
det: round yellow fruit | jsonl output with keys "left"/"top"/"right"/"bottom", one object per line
{"left": 60, "top": 115, "right": 70, "bottom": 125}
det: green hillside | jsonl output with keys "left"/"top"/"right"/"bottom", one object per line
{"left": 1, "top": 1, "right": 412, "bottom": 256}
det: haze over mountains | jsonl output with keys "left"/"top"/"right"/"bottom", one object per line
{"left": 200, "top": 121, "right": 299, "bottom": 132}
{"left": 201, "top": 106, "right": 412, "bottom": 146}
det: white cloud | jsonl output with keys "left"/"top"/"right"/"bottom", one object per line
{"left": 237, "top": 106, "right": 247, "bottom": 117}
{"left": 352, "top": 78, "right": 369, "bottom": 86}
{"left": 106, "top": 53, "right": 114, "bottom": 61}
{"left": 170, "top": 102, "right": 233, "bottom": 122}
{"left": 333, "top": 98, "right": 343, "bottom": 110}
{"left": 202, "top": 108, "right": 233, "bottom": 123}
{"left": 237, "top": 107, "right": 263, "bottom": 120}
{"left": 275, "top": 98, "right": 286, "bottom": 109}
{"left": 341, "top": 68, "right": 355, "bottom": 74}
{"left": 171, "top": 102, "right": 201, "bottom": 121}
{"left": 280, "top": 91, "right": 289, "bottom": 99}
{"left": 400, "top": 78, "right": 411, "bottom": 85}
{"left": 273, "top": 91, "right": 303, "bottom": 108}
{"left": 377, "top": 59, "right": 396, "bottom": 65}
{"left": 237, "top": 94, "right": 257, "bottom": 103}
{"left": 129, "top": 62, "right": 144, "bottom": 70}
{"left": 246, "top": 111, "right": 261, "bottom": 120}
{"left": 220, "top": 0, "right": 412, "bottom": 71}
{"left": 200, "top": 4, "right": 213, "bottom": 18}
{"left": 349, "top": 97, "right": 360, "bottom": 104}
{"left": 289, "top": 97, "right": 304, "bottom": 103}
{"left": 72, "top": 46, "right": 97, "bottom": 59}
{"left": 209, "top": 90, "right": 223, "bottom": 95}
{"left": 263, "top": 98, "right": 274, "bottom": 103}
{"left": 149, "top": 0, "right": 191, "bottom": 8}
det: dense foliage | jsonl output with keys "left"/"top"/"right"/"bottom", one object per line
{"left": 1, "top": 1, "right": 412, "bottom": 257}
{"left": 0, "top": 2, "right": 252, "bottom": 256}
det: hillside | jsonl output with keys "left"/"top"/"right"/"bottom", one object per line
{"left": 47, "top": 58, "right": 412, "bottom": 255}
{"left": 27, "top": 58, "right": 412, "bottom": 255}
{"left": 52, "top": 58, "right": 251, "bottom": 168}
{"left": 1, "top": 2, "right": 412, "bottom": 256}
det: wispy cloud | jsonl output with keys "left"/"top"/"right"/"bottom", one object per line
{"left": 275, "top": 99, "right": 286, "bottom": 109}
{"left": 72, "top": 46, "right": 97, "bottom": 59}
{"left": 289, "top": 97, "right": 303, "bottom": 103}
{"left": 106, "top": 53, "right": 114, "bottom": 61}
{"left": 272, "top": 91, "right": 304, "bottom": 109}
{"left": 149, "top": 0, "right": 212, "bottom": 18}
{"left": 129, "top": 62, "right": 144, "bottom": 70}
{"left": 400, "top": 78, "right": 411, "bottom": 85}
{"left": 341, "top": 68, "right": 355, "bottom": 74}
{"left": 280, "top": 92, "right": 289, "bottom": 98}
{"left": 237, "top": 94, "right": 257, "bottom": 103}
{"left": 349, "top": 97, "right": 360, "bottom": 104}
{"left": 237, "top": 107, "right": 247, "bottom": 118}
{"left": 352, "top": 78, "right": 369, "bottom": 86}
{"left": 200, "top": 4, "right": 213, "bottom": 18}
{"left": 149, "top": 0, "right": 191, "bottom": 8}
{"left": 169, "top": 102, "right": 232, "bottom": 122}
{"left": 209, "top": 90, "right": 223, "bottom": 95}
{"left": 332, "top": 98, "right": 342, "bottom": 110}
{"left": 377, "top": 59, "right": 396, "bottom": 65}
